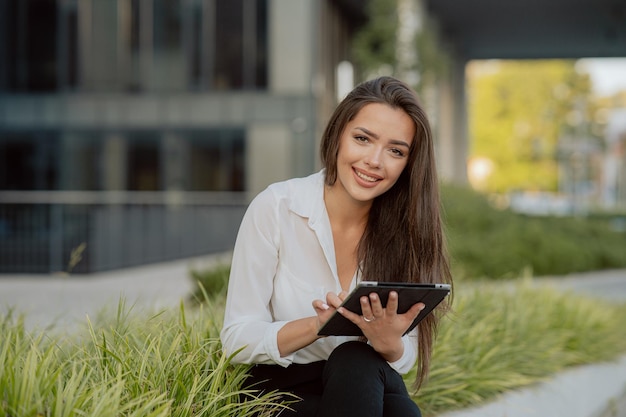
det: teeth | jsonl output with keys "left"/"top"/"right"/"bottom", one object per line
{"left": 356, "top": 171, "right": 378, "bottom": 182}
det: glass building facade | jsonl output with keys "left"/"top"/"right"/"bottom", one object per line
{"left": 0, "top": 0, "right": 365, "bottom": 273}
{"left": 0, "top": 0, "right": 270, "bottom": 193}
{"left": 1, "top": 0, "right": 268, "bottom": 93}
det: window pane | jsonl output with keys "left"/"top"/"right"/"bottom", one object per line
{"left": 59, "top": 133, "right": 102, "bottom": 190}
{"left": 127, "top": 134, "right": 161, "bottom": 191}
{"left": 0, "top": 132, "right": 59, "bottom": 190}
{"left": 151, "top": 0, "right": 185, "bottom": 91}
{"left": 128, "top": 0, "right": 142, "bottom": 91}
{"left": 188, "top": 1, "right": 204, "bottom": 89}
{"left": 64, "top": 4, "right": 79, "bottom": 89}
{"left": 214, "top": 0, "right": 244, "bottom": 89}
{"left": 4, "top": 0, "right": 58, "bottom": 92}
{"left": 189, "top": 130, "right": 245, "bottom": 191}
{"left": 87, "top": 0, "right": 119, "bottom": 91}
{"left": 255, "top": 0, "right": 268, "bottom": 87}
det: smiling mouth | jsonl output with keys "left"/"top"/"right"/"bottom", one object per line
{"left": 354, "top": 169, "right": 381, "bottom": 183}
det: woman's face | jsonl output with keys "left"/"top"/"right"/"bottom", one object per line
{"left": 331, "top": 103, "right": 415, "bottom": 205}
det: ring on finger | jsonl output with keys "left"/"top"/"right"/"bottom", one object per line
{"left": 362, "top": 316, "right": 376, "bottom": 323}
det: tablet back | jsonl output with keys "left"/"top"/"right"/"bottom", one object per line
{"left": 317, "top": 282, "right": 451, "bottom": 336}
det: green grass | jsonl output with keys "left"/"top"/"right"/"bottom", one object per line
{"left": 188, "top": 265, "right": 626, "bottom": 416}
{"left": 0, "top": 300, "right": 290, "bottom": 417}
{"left": 188, "top": 264, "right": 231, "bottom": 305}
{"left": 4, "top": 273, "right": 625, "bottom": 417}
{"left": 413, "top": 280, "right": 626, "bottom": 415}
{"left": 4, "top": 184, "right": 624, "bottom": 415}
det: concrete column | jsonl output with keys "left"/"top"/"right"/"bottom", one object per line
{"left": 102, "top": 134, "right": 127, "bottom": 190}
{"left": 436, "top": 57, "right": 468, "bottom": 184}
{"left": 247, "top": 124, "right": 292, "bottom": 196}
{"left": 79, "top": 0, "right": 120, "bottom": 91}
{"left": 452, "top": 59, "right": 469, "bottom": 183}
{"left": 57, "top": 132, "right": 82, "bottom": 190}
{"left": 161, "top": 133, "right": 189, "bottom": 191}
{"left": 269, "top": 0, "right": 312, "bottom": 94}
{"left": 53, "top": 132, "right": 112, "bottom": 191}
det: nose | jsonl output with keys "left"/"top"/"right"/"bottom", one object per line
{"left": 364, "top": 147, "right": 383, "bottom": 168}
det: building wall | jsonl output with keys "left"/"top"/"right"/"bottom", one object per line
{"left": 603, "top": 109, "right": 626, "bottom": 209}
{"left": 270, "top": 0, "right": 313, "bottom": 95}
{"left": 0, "top": 0, "right": 358, "bottom": 196}
{"left": 0, "top": 0, "right": 364, "bottom": 273}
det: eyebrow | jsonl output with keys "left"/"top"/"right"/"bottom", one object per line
{"left": 355, "top": 127, "right": 411, "bottom": 149}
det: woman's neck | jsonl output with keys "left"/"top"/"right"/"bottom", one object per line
{"left": 323, "top": 184, "right": 371, "bottom": 230}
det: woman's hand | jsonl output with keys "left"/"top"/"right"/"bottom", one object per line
{"left": 338, "top": 291, "right": 425, "bottom": 362}
{"left": 312, "top": 291, "right": 349, "bottom": 332}
{"left": 278, "top": 291, "right": 350, "bottom": 357}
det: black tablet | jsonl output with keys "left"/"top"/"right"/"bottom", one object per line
{"left": 317, "top": 281, "right": 451, "bottom": 337}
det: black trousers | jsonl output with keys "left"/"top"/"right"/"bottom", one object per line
{"left": 245, "top": 341, "right": 422, "bottom": 417}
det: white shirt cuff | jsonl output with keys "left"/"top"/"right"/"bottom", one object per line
{"left": 264, "top": 321, "right": 295, "bottom": 367}
{"left": 387, "top": 334, "right": 417, "bottom": 374}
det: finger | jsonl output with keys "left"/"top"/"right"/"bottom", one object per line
{"left": 360, "top": 295, "right": 374, "bottom": 318}
{"left": 338, "top": 290, "right": 349, "bottom": 301}
{"left": 312, "top": 299, "right": 330, "bottom": 313}
{"left": 405, "top": 302, "right": 426, "bottom": 320}
{"left": 368, "top": 292, "right": 385, "bottom": 316}
{"left": 337, "top": 304, "right": 363, "bottom": 324}
{"left": 325, "top": 292, "right": 344, "bottom": 309}
{"left": 385, "top": 291, "right": 399, "bottom": 317}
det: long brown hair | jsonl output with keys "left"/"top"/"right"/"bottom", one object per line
{"left": 320, "top": 76, "right": 452, "bottom": 390}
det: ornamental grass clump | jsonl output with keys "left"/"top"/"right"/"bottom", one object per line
{"left": 0, "top": 301, "right": 290, "bottom": 417}
{"left": 413, "top": 280, "right": 626, "bottom": 415}
{"left": 3, "top": 275, "right": 626, "bottom": 417}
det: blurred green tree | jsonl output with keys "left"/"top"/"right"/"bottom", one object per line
{"left": 352, "top": 0, "right": 398, "bottom": 77}
{"left": 467, "top": 60, "right": 600, "bottom": 194}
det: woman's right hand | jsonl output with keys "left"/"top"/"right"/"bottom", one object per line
{"left": 277, "top": 291, "right": 350, "bottom": 356}
{"left": 312, "top": 291, "right": 349, "bottom": 331}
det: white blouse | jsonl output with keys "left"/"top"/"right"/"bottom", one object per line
{"left": 220, "top": 170, "right": 418, "bottom": 374}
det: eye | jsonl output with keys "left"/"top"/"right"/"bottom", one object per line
{"left": 390, "top": 148, "right": 406, "bottom": 157}
{"left": 354, "top": 135, "right": 369, "bottom": 143}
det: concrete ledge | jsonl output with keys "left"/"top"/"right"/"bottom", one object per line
{"left": 438, "top": 355, "right": 626, "bottom": 417}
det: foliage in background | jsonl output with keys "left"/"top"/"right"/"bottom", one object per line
{"left": 350, "top": 0, "right": 449, "bottom": 94}
{"left": 412, "top": 17, "right": 450, "bottom": 89}
{"left": 595, "top": 89, "right": 626, "bottom": 109}
{"left": 441, "top": 183, "right": 626, "bottom": 279}
{"left": 467, "top": 60, "right": 600, "bottom": 193}
{"left": 188, "top": 264, "right": 231, "bottom": 304}
{"left": 351, "top": 0, "right": 398, "bottom": 79}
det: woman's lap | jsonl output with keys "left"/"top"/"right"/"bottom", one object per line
{"left": 244, "top": 341, "right": 421, "bottom": 417}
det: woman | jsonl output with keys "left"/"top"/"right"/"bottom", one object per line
{"left": 221, "top": 76, "right": 452, "bottom": 417}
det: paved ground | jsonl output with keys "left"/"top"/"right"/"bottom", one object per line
{"left": 533, "top": 268, "right": 626, "bottom": 302}
{"left": 1, "top": 260, "right": 626, "bottom": 417}
{"left": 438, "top": 355, "right": 626, "bottom": 417}
{"left": 0, "top": 253, "right": 230, "bottom": 331}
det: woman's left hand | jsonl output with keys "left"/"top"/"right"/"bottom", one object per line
{"left": 337, "top": 291, "right": 425, "bottom": 362}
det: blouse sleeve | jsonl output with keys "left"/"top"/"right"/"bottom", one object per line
{"left": 386, "top": 329, "right": 419, "bottom": 374}
{"left": 220, "top": 187, "right": 294, "bottom": 367}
